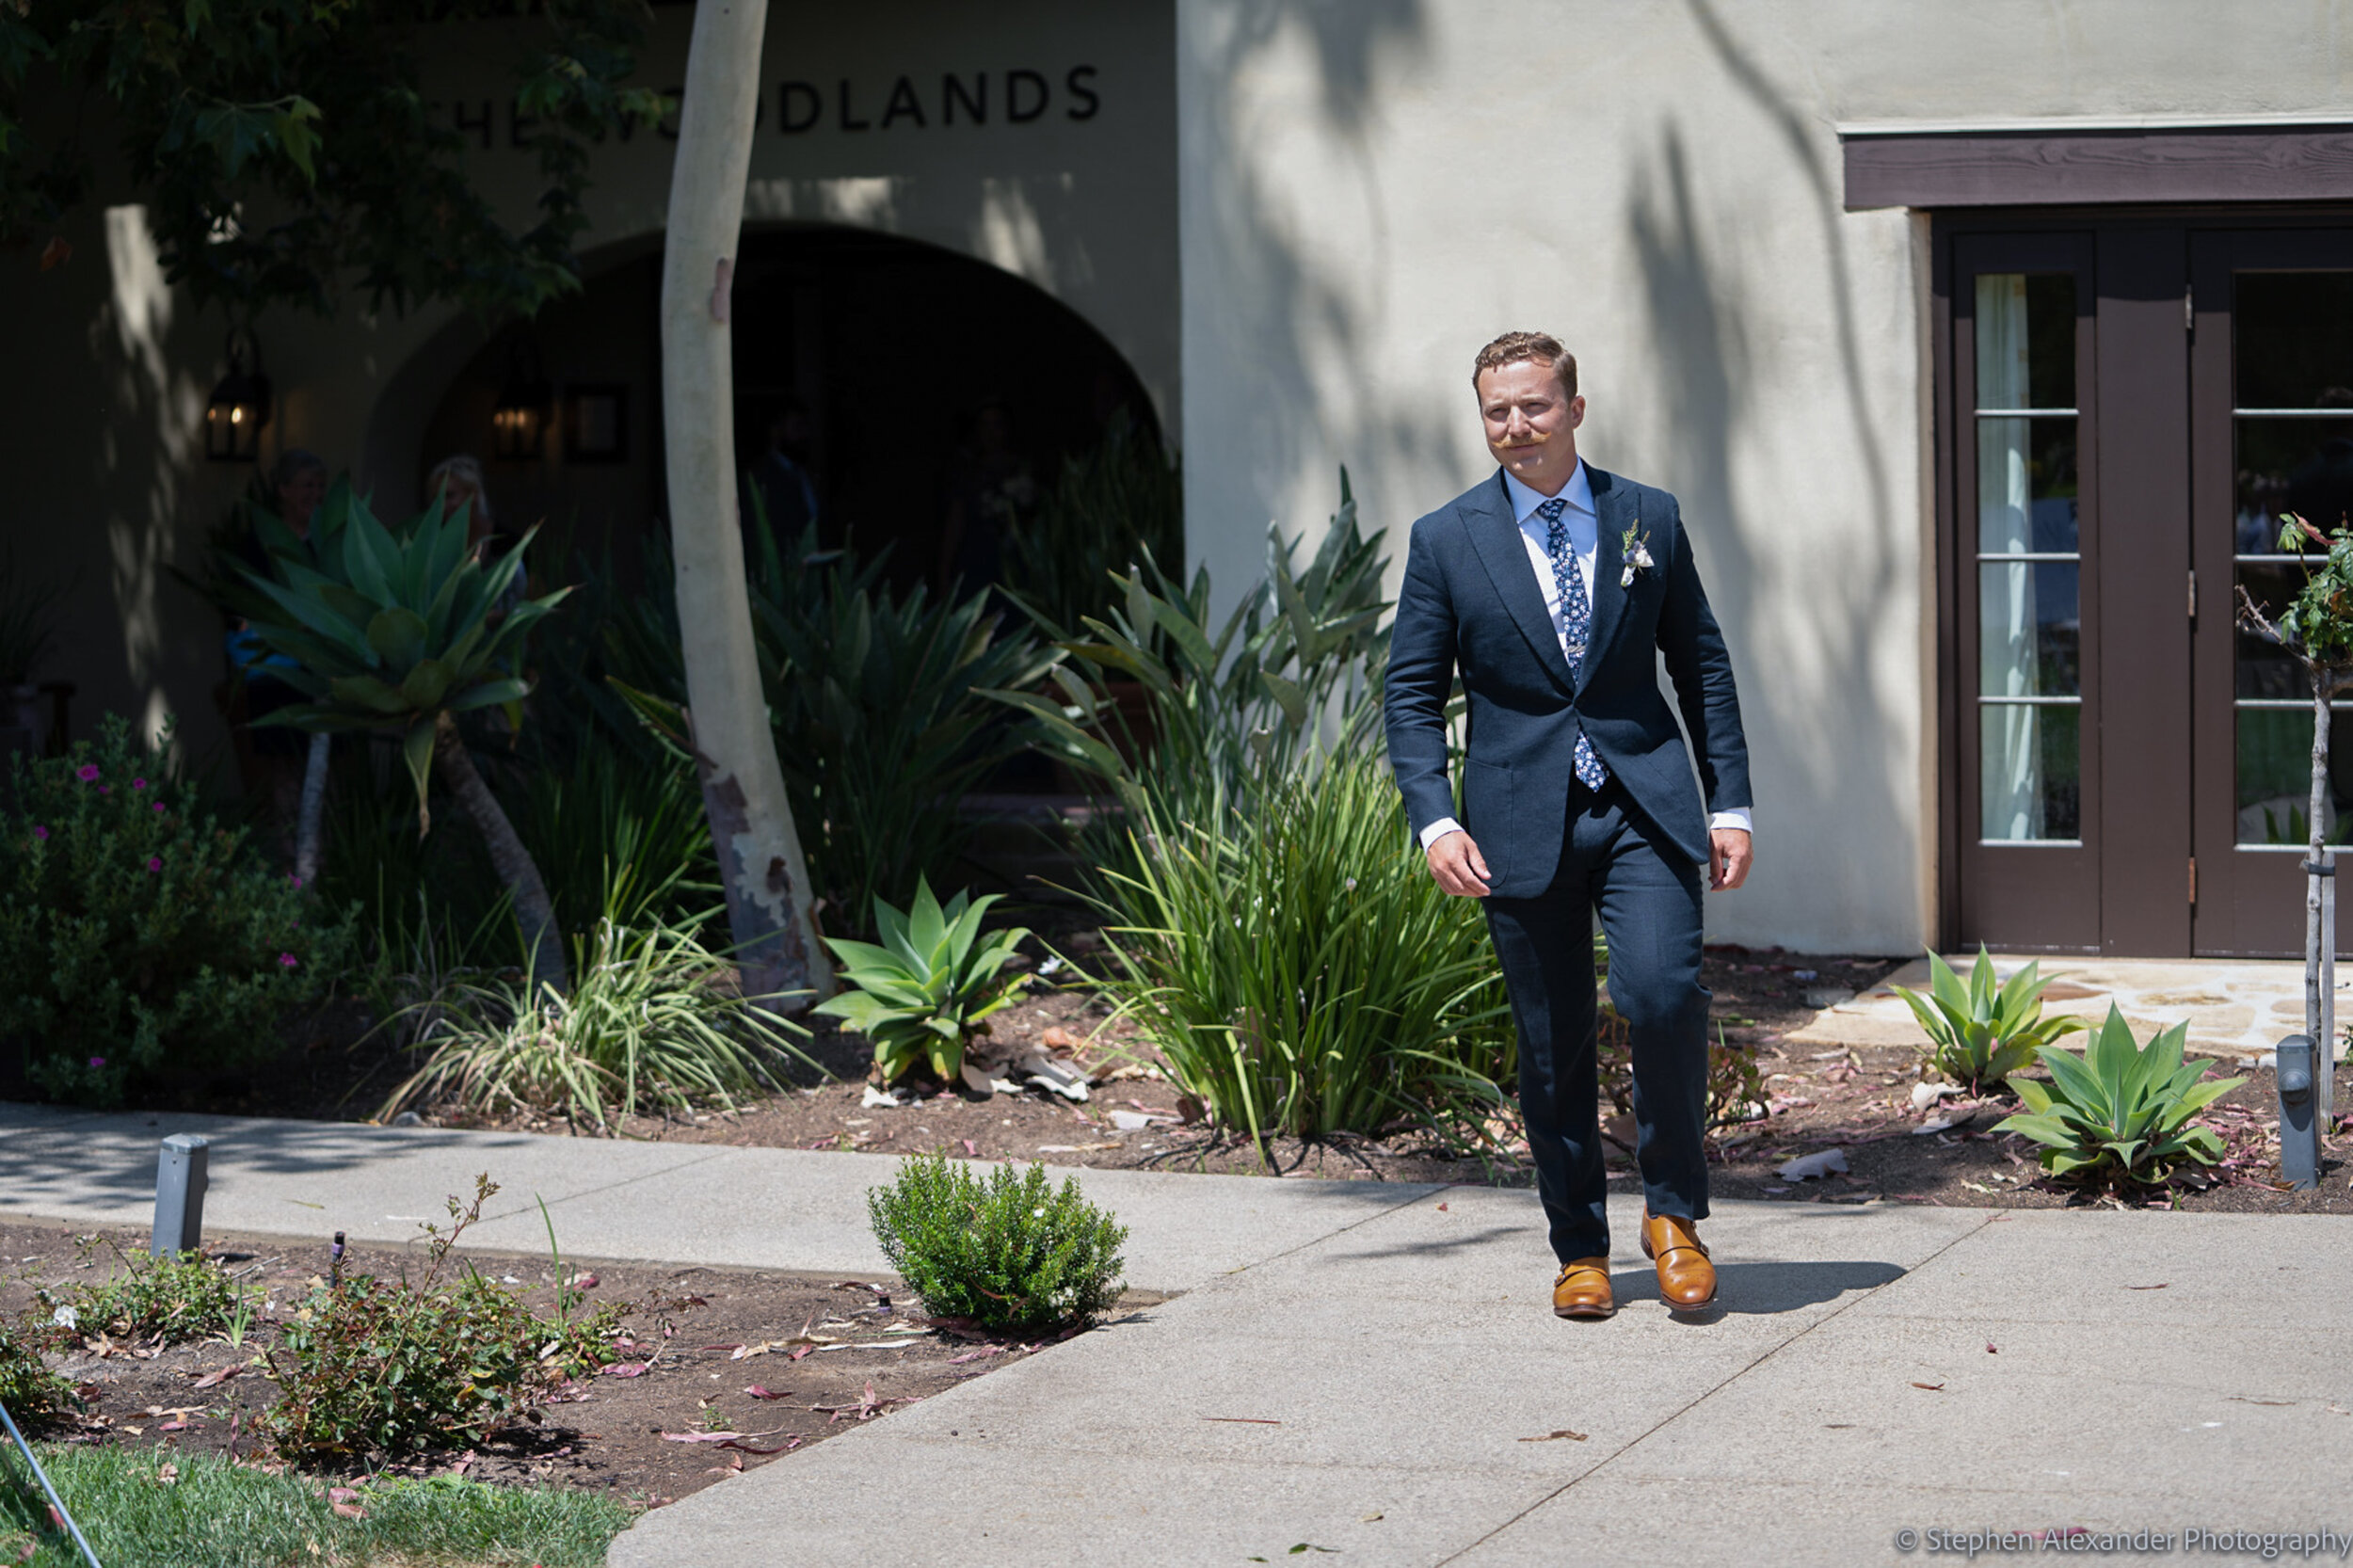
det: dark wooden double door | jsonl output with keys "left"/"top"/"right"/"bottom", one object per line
{"left": 1942, "top": 213, "right": 2353, "bottom": 956}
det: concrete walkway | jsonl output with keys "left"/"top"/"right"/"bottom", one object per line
{"left": 4, "top": 1102, "right": 2348, "bottom": 1566}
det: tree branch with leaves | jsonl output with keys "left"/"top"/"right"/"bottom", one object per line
{"left": 2234, "top": 510, "right": 2353, "bottom": 1044}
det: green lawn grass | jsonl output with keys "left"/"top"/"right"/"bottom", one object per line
{"left": 0, "top": 1444, "right": 635, "bottom": 1567}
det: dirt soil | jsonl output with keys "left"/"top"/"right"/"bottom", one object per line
{"left": 0, "top": 1221, "right": 1159, "bottom": 1508}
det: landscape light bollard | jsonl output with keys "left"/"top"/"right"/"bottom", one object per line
{"left": 2276, "top": 1035, "right": 2320, "bottom": 1192}
{"left": 151, "top": 1133, "right": 210, "bottom": 1256}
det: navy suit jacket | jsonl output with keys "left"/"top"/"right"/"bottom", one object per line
{"left": 1384, "top": 466, "right": 1751, "bottom": 899}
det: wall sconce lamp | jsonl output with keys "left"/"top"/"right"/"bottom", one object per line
{"left": 491, "top": 339, "right": 552, "bottom": 461}
{"left": 203, "top": 327, "right": 272, "bottom": 463}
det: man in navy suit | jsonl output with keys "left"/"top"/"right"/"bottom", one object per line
{"left": 1385, "top": 332, "right": 1753, "bottom": 1319}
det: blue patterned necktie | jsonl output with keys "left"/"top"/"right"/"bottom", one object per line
{"left": 1536, "top": 496, "right": 1609, "bottom": 790}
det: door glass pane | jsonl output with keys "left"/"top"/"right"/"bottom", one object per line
{"left": 1980, "top": 704, "right": 2080, "bottom": 841}
{"left": 2233, "top": 270, "right": 2353, "bottom": 843}
{"left": 2233, "top": 273, "right": 2353, "bottom": 409}
{"left": 1978, "top": 562, "right": 2080, "bottom": 695}
{"left": 1975, "top": 271, "right": 2081, "bottom": 844}
{"left": 2235, "top": 708, "right": 2353, "bottom": 846}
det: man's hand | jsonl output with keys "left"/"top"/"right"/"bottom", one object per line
{"left": 1709, "top": 827, "right": 1753, "bottom": 891}
{"left": 1426, "top": 829, "right": 1493, "bottom": 897}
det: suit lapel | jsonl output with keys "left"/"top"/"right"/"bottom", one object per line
{"left": 1461, "top": 472, "right": 1577, "bottom": 694}
{"left": 1580, "top": 468, "right": 1629, "bottom": 695}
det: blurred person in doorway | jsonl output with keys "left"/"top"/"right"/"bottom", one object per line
{"left": 744, "top": 394, "right": 821, "bottom": 558}
{"left": 937, "top": 396, "right": 1036, "bottom": 598}
{"left": 426, "top": 454, "right": 526, "bottom": 618}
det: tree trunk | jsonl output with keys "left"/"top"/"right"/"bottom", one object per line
{"left": 433, "top": 712, "right": 568, "bottom": 994}
{"left": 2309, "top": 670, "right": 2333, "bottom": 1046}
{"left": 660, "top": 0, "right": 831, "bottom": 1006}
{"left": 293, "top": 731, "right": 329, "bottom": 887}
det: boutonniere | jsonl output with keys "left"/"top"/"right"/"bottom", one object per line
{"left": 1620, "top": 526, "right": 1655, "bottom": 588}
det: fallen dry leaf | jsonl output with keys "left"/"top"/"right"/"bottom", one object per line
{"left": 1911, "top": 1382, "right": 1945, "bottom": 1392}
{"left": 1517, "top": 1430, "right": 1589, "bottom": 1443}
{"left": 660, "top": 1426, "right": 790, "bottom": 1444}
{"left": 600, "top": 1362, "right": 651, "bottom": 1378}
{"left": 152, "top": 1463, "right": 177, "bottom": 1486}
{"left": 1203, "top": 1416, "right": 1282, "bottom": 1425}
{"left": 1985, "top": 1343, "right": 1998, "bottom": 1354}
{"left": 189, "top": 1365, "right": 241, "bottom": 1389}
{"left": 744, "top": 1385, "right": 788, "bottom": 1400}
{"left": 1436, "top": 1202, "right": 1449, "bottom": 1212}
{"left": 2124, "top": 1283, "right": 2169, "bottom": 1290}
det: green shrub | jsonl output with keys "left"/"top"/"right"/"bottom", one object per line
{"left": 606, "top": 522, "right": 1058, "bottom": 937}
{"left": 1993, "top": 1005, "right": 2246, "bottom": 1187}
{"left": 1000, "top": 408, "right": 1182, "bottom": 635}
{"left": 39, "top": 1242, "right": 240, "bottom": 1347}
{"left": 0, "top": 715, "right": 347, "bottom": 1105}
{"left": 1089, "top": 745, "right": 1513, "bottom": 1143}
{"left": 1896, "top": 947, "right": 2088, "bottom": 1093}
{"left": 817, "top": 879, "right": 1031, "bottom": 1087}
{"left": 259, "top": 1178, "right": 624, "bottom": 1459}
{"left": 0, "top": 1312, "right": 77, "bottom": 1429}
{"left": 868, "top": 1155, "right": 1127, "bottom": 1335}
{"left": 380, "top": 908, "right": 808, "bottom": 1129}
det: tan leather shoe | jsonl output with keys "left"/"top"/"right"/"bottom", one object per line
{"left": 1640, "top": 1212, "right": 1718, "bottom": 1311}
{"left": 1552, "top": 1256, "right": 1615, "bottom": 1319}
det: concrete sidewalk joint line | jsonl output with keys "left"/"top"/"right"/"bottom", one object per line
{"left": 474, "top": 1147, "right": 733, "bottom": 1227}
{"left": 1432, "top": 1209, "right": 1998, "bottom": 1568}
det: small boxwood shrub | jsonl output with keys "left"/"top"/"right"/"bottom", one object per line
{"left": 0, "top": 714, "right": 347, "bottom": 1105}
{"left": 868, "top": 1155, "right": 1128, "bottom": 1335}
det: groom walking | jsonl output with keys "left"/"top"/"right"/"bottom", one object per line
{"left": 1385, "top": 332, "right": 1753, "bottom": 1318}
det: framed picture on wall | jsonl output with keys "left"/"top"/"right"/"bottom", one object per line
{"left": 566, "top": 384, "right": 629, "bottom": 463}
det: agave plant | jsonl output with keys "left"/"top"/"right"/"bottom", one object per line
{"left": 1893, "top": 947, "right": 2086, "bottom": 1093}
{"left": 815, "top": 879, "right": 1031, "bottom": 1088}
{"left": 1993, "top": 1005, "right": 2246, "bottom": 1185}
{"left": 228, "top": 477, "right": 573, "bottom": 987}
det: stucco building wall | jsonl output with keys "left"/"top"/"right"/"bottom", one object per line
{"left": 1175, "top": 0, "right": 2353, "bottom": 952}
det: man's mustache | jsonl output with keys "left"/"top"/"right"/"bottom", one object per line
{"left": 1497, "top": 432, "right": 1551, "bottom": 449}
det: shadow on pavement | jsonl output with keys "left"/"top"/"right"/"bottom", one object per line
{"left": 1610, "top": 1258, "right": 1906, "bottom": 1316}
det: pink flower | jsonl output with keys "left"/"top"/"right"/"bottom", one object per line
{"left": 131, "top": 778, "right": 146, "bottom": 791}
{"left": 278, "top": 952, "right": 298, "bottom": 968}
{"left": 87, "top": 1056, "right": 104, "bottom": 1070}
{"left": 147, "top": 856, "right": 163, "bottom": 873}
{"left": 152, "top": 803, "right": 166, "bottom": 813}
{"left": 31, "top": 825, "right": 46, "bottom": 840}
{"left": 97, "top": 784, "right": 111, "bottom": 794}
{"left": 75, "top": 764, "right": 99, "bottom": 782}
{"left": 288, "top": 874, "right": 303, "bottom": 888}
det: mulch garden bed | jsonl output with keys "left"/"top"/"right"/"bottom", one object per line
{"left": 24, "top": 940, "right": 2350, "bottom": 1216}
{"left": 0, "top": 1220, "right": 1160, "bottom": 1509}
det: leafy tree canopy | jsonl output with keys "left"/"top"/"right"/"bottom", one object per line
{"left": 0, "top": 0, "right": 667, "bottom": 319}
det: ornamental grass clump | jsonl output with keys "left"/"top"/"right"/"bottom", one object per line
{"left": 0, "top": 715, "right": 345, "bottom": 1106}
{"left": 868, "top": 1155, "right": 1127, "bottom": 1335}
{"left": 1993, "top": 1005, "right": 2246, "bottom": 1188}
{"left": 379, "top": 907, "right": 809, "bottom": 1131}
{"left": 1894, "top": 946, "right": 2087, "bottom": 1094}
{"left": 1089, "top": 744, "right": 1513, "bottom": 1144}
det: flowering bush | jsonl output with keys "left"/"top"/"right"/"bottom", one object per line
{"left": 0, "top": 715, "right": 346, "bottom": 1104}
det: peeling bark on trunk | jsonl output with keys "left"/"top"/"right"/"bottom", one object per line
{"left": 660, "top": 0, "right": 832, "bottom": 1006}
{"left": 433, "top": 712, "right": 568, "bottom": 994}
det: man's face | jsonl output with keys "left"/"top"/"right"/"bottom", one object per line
{"left": 278, "top": 469, "right": 327, "bottom": 535}
{"left": 1478, "top": 358, "right": 1584, "bottom": 494}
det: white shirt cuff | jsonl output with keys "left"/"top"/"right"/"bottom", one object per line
{"left": 1426, "top": 809, "right": 1749, "bottom": 847}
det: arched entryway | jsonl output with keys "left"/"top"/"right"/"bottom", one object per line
{"left": 407, "top": 224, "right": 1162, "bottom": 587}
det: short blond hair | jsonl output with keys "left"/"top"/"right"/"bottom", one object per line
{"left": 1472, "top": 331, "right": 1577, "bottom": 398}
